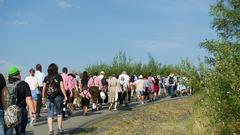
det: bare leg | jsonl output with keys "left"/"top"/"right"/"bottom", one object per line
{"left": 57, "top": 115, "right": 63, "bottom": 129}
{"left": 48, "top": 117, "right": 53, "bottom": 131}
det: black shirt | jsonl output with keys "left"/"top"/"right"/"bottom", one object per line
{"left": 0, "top": 74, "right": 6, "bottom": 106}
{"left": 43, "top": 74, "right": 63, "bottom": 97}
{"left": 0, "top": 73, "right": 6, "bottom": 91}
{"left": 8, "top": 77, "right": 32, "bottom": 108}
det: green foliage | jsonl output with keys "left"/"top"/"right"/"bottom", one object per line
{"left": 200, "top": 0, "right": 240, "bottom": 134}
{"left": 210, "top": 0, "right": 240, "bottom": 41}
{"left": 86, "top": 51, "right": 165, "bottom": 77}
{"left": 176, "top": 59, "right": 208, "bottom": 93}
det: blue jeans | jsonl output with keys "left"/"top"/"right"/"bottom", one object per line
{"left": 0, "top": 107, "right": 5, "bottom": 135}
{"left": 169, "top": 85, "right": 175, "bottom": 98}
{"left": 37, "top": 87, "right": 43, "bottom": 116}
{"left": 46, "top": 96, "right": 63, "bottom": 118}
{"left": 5, "top": 107, "right": 28, "bottom": 135}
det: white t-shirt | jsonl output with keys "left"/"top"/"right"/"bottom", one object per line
{"left": 118, "top": 74, "right": 130, "bottom": 85}
{"left": 25, "top": 76, "right": 38, "bottom": 90}
{"left": 134, "top": 79, "right": 145, "bottom": 91}
{"left": 35, "top": 70, "right": 45, "bottom": 87}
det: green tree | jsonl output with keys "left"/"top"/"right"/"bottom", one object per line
{"left": 200, "top": 0, "right": 240, "bottom": 134}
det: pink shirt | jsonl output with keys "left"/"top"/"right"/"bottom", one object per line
{"left": 87, "top": 76, "right": 103, "bottom": 89}
{"left": 68, "top": 75, "right": 77, "bottom": 90}
{"left": 61, "top": 73, "right": 69, "bottom": 90}
{"left": 80, "top": 90, "right": 91, "bottom": 100}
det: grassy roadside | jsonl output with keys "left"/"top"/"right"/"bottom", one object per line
{"left": 78, "top": 97, "right": 193, "bottom": 135}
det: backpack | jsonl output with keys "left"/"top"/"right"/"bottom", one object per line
{"left": 119, "top": 76, "right": 125, "bottom": 85}
{"left": 169, "top": 76, "right": 174, "bottom": 84}
{"left": 4, "top": 80, "right": 23, "bottom": 128}
{"left": 45, "top": 75, "right": 59, "bottom": 99}
{"left": 101, "top": 77, "right": 108, "bottom": 86}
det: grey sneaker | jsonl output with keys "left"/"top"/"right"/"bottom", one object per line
{"left": 49, "top": 130, "right": 54, "bottom": 135}
{"left": 57, "top": 128, "right": 64, "bottom": 135}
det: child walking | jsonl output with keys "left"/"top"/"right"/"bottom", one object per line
{"left": 80, "top": 86, "right": 92, "bottom": 116}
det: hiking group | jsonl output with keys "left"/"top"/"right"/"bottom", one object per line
{"left": 0, "top": 63, "right": 192, "bottom": 135}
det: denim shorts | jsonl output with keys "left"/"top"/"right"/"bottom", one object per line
{"left": 31, "top": 90, "right": 38, "bottom": 101}
{"left": 46, "top": 96, "right": 63, "bottom": 118}
{"left": 136, "top": 90, "right": 144, "bottom": 97}
{"left": 0, "top": 107, "right": 4, "bottom": 135}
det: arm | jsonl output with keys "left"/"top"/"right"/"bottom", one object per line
{"left": 42, "top": 83, "right": 46, "bottom": 104}
{"left": 1, "top": 86, "right": 7, "bottom": 110}
{"left": 98, "top": 78, "right": 103, "bottom": 90}
{"left": 60, "top": 81, "right": 67, "bottom": 102}
{"left": 26, "top": 96, "right": 36, "bottom": 114}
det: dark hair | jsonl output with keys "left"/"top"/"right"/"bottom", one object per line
{"left": 82, "top": 71, "right": 89, "bottom": 79}
{"left": 93, "top": 72, "right": 98, "bottom": 76}
{"left": 62, "top": 67, "right": 68, "bottom": 73}
{"left": 29, "top": 68, "right": 35, "bottom": 76}
{"left": 36, "top": 64, "right": 42, "bottom": 72}
{"left": 81, "top": 71, "right": 89, "bottom": 88}
{"left": 68, "top": 73, "right": 75, "bottom": 78}
{"left": 47, "top": 63, "right": 58, "bottom": 76}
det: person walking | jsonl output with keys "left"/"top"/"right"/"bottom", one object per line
{"left": 61, "top": 67, "right": 70, "bottom": 118}
{"left": 5, "top": 66, "right": 36, "bottom": 135}
{"left": 25, "top": 68, "right": 38, "bottom": 126}
{"left": 118, "top": 71, "right": 130, "bottom": 106}
{"left": 87, "top": 72, "right": 102, "bottom": 111}
{"left": 134, "top": 75, "right": 145, "bottom": 104}
{"left": 0, "top": 73, "right": 7, "bottom": 135}
{"left": 108, "top": 75, "right": 118, "bottom": 111}
{"left": 42, "top": 63, "right": 67, "bottom": 135}
{"left": 79, "top": 86, "right": 91, "bottom": 116}
{"left": 167, "top": 73, "right": 176, "bottom": 98}
{"left": 35, "top": 64, "right": 45, "bottom": 119}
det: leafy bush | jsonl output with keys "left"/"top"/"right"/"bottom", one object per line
{"left": 198, "top": 0, "right": 240, "bottom": 134}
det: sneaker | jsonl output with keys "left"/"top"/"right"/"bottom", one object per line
{"left": 48, "top": 130, "right": 54, "bottom": 135}
{"left": 29, "top": 119, "right": 34, "bottom": 126}
{"left": 57, "top": 128, "right": 64, "bottom": 135}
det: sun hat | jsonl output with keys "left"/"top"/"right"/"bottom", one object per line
{"left": 8, "top": 66, "right": 20, "bottom": 77}
{"left": 138, "top": 75, "right": 143, "bottom": 79}
{"left": 100, "top": 71, "right": 105, "bottom": 75}
{"left": 122, "top": 71, "right": 127, "bottom": 74}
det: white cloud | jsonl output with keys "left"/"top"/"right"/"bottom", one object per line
{"left": 6, "top": 20, "right": 29, "bottom": 25}
{"left": 137, "top": 40, "right": 183, "bottom": 53}
{"left": 56, "top": 0, "right": 72, "bottom": 8}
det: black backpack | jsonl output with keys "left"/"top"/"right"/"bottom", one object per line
{"left": 169, "top": 76, "right": 174, "bottom": 84}
{"left": 101, "top": 77, "right": 108, "bottom": 86}
{"left": 45, "top": 75, "right": 59, "bottom": 99}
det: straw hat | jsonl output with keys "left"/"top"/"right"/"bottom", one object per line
{"left": 100, "top": 71, "right": 105, "bottom": 75}
{"left": 138, "top": 75, "right": 143, "bottom": 79}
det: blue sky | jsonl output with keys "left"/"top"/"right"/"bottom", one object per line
{"left": 0, "top": 0, "right": 216, "bottom": 77}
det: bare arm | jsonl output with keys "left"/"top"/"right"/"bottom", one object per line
{"left": 26, "top": 96, "right": 36, "bottom": 117}
{"left": 60, "top": 81, "right": 67, "bottom": 101}
{"left": 42, "top": 83, "right": 46, "bottom": 99}
{"left": 1, "top": 86, "right": 7, "bottom": 110}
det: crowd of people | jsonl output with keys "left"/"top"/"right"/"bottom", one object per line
{"left": 0, "top": 63, "right": 192, "bottom": 135}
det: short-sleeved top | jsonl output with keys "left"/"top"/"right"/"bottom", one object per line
{"left": 8, "top": 78, "right": 32, "bottom": 108}
{"left": 134, "top": 79, "right": 145, "bottom": 91}
{"left": 43, "top": 74, "right": 63, "bottom": 97}
{"left": 25, "top": 76, "right": 38, "bottom": 90}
